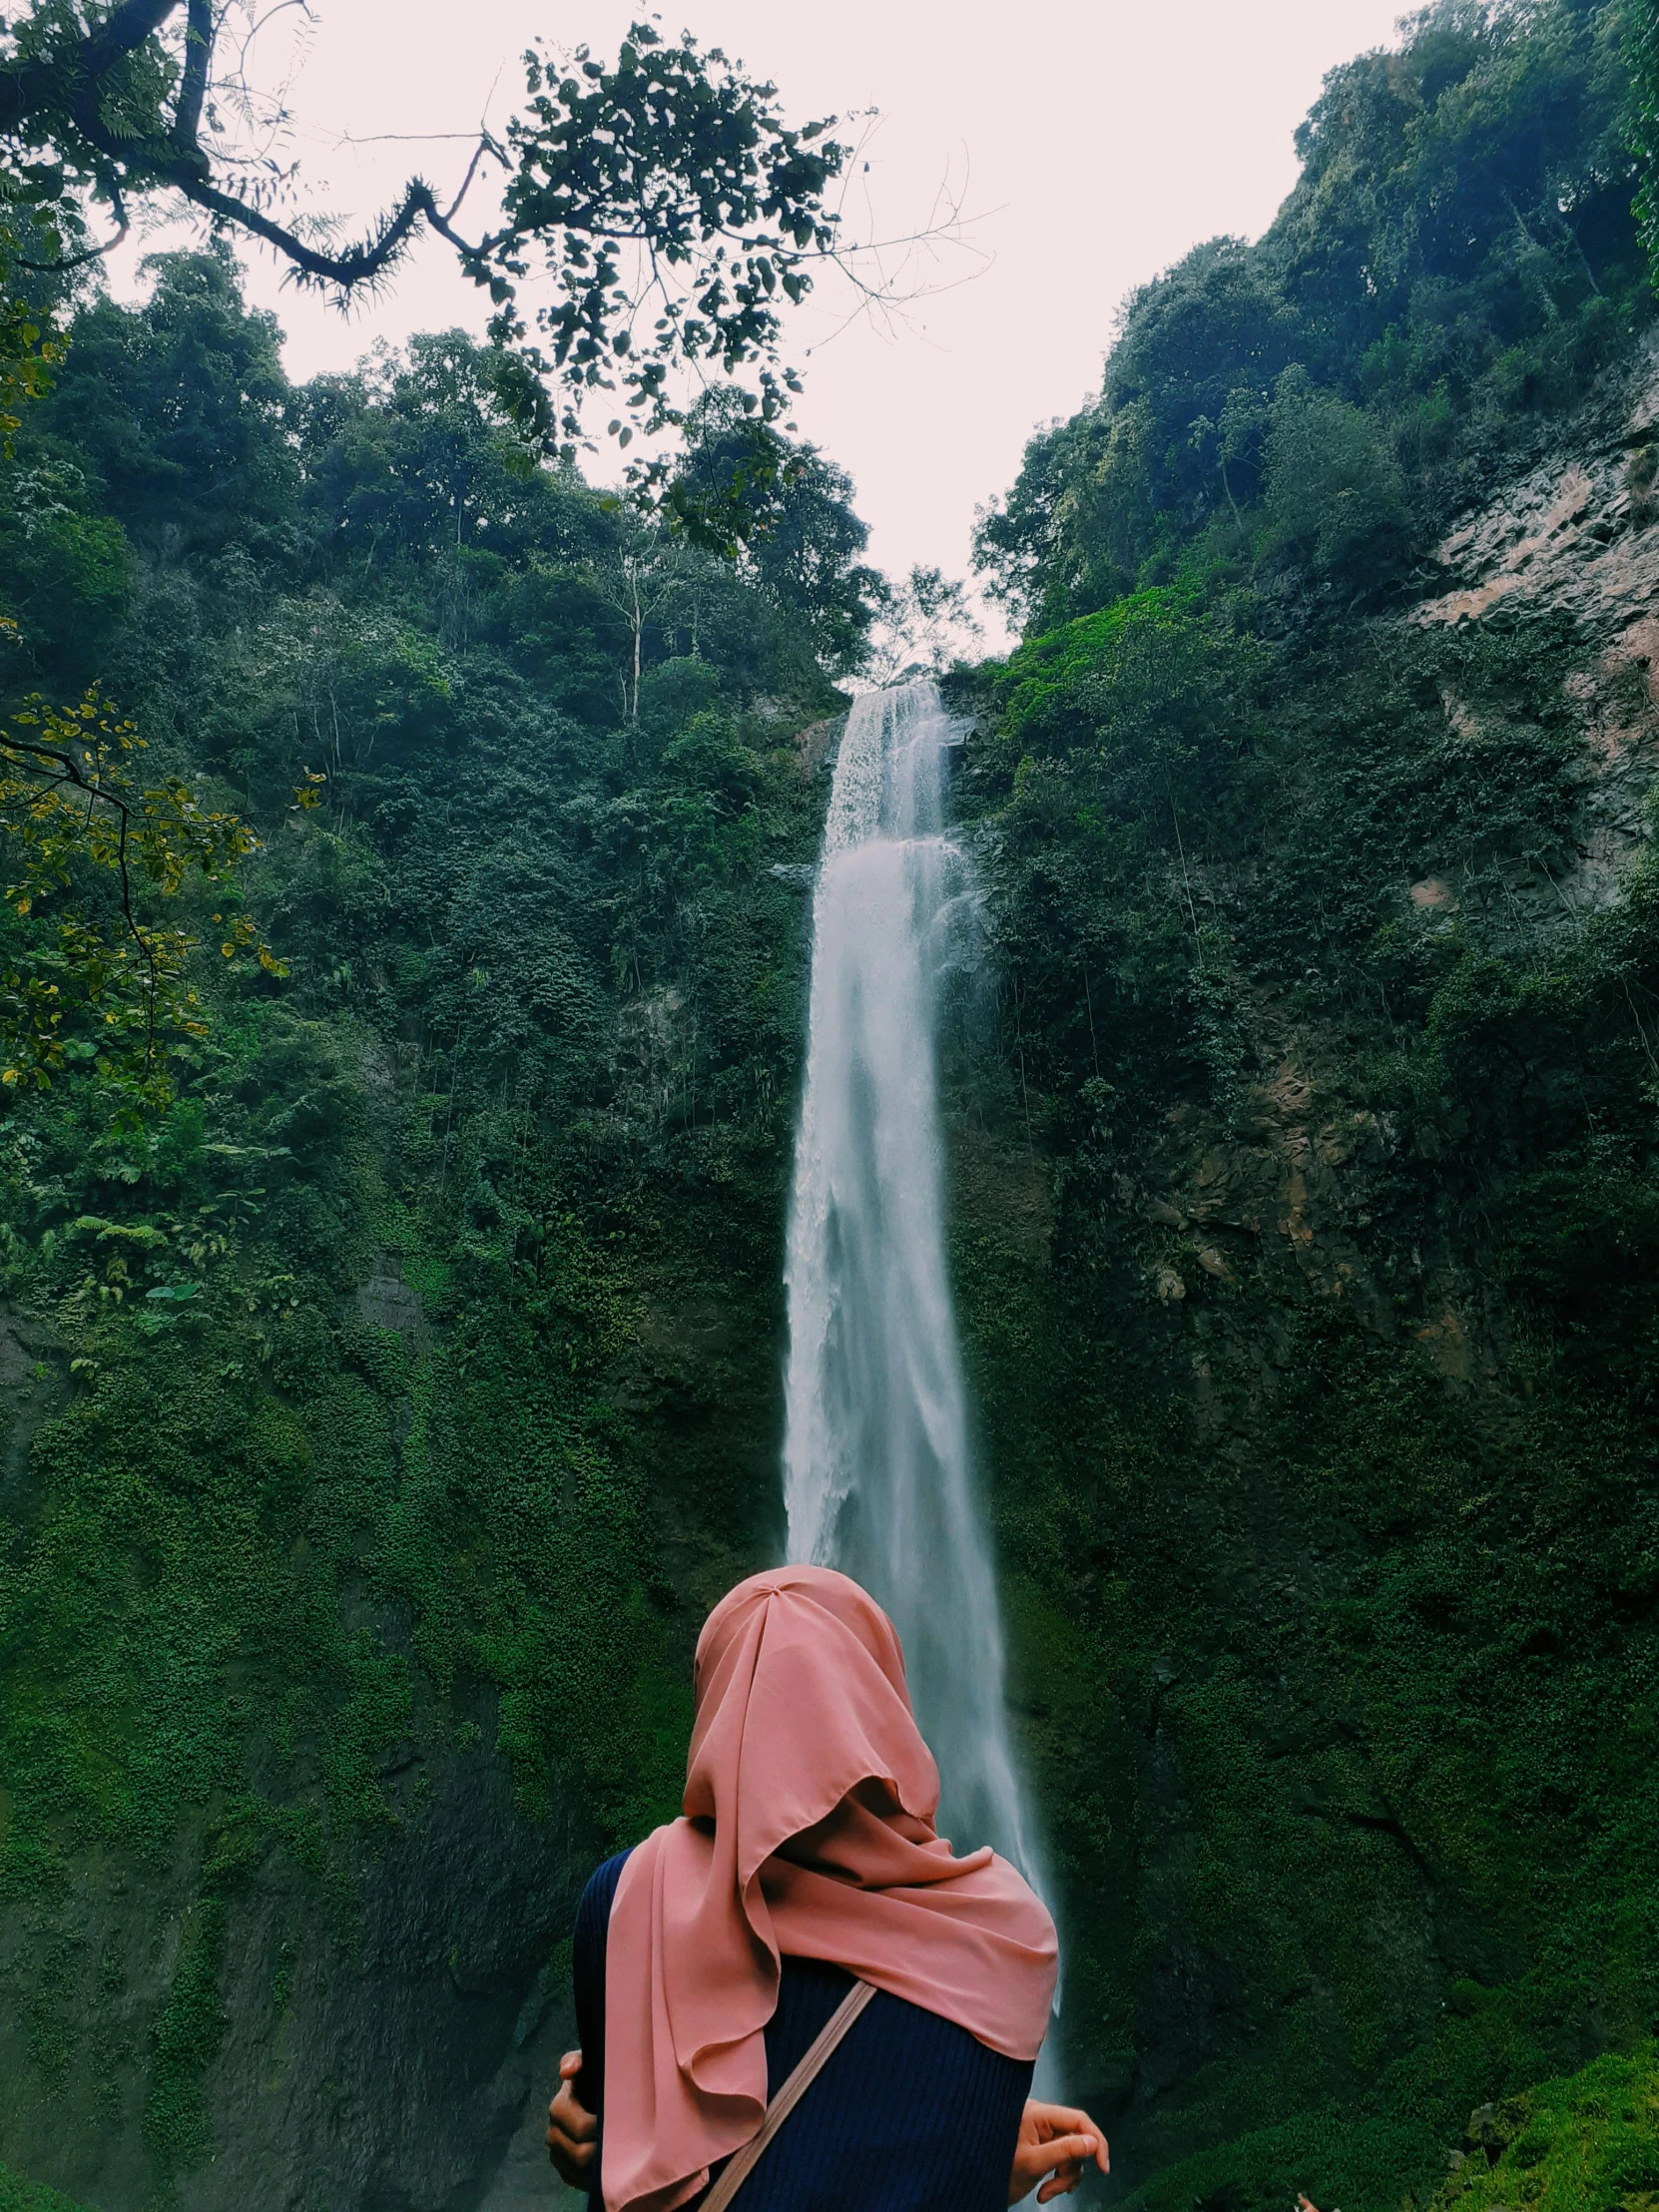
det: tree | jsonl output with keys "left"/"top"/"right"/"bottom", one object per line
{"left": 973, "top": 411, "right": 1113, "bottom": 631}
{"left": 671, "top": 389, "right": 884, "bottom": 676}
{"left": 976, "top": 0, "right": 1643, "bottom": 641}
{"left": 37, "top": 240, "right": 293, "bottom": 551}
{"left": 590, "top": 538, "right": 693, "bottom": 721}
{"left": 1261, "top": 368, "right": 1410, "bottom": 588}
{"left": 871, "top": 565, "right": 982, "bottom": 678}
{"left": 0, "top": 192, "right": 58, "bottom": 452}
{"left": 295, "top": 332, "right": 555, "bottom": 563}
{"left": 1105, "top": 237, "right": 1295, "bottom": 514}
{"left": 0, "top": 7, "right": 845, "bottom": 460}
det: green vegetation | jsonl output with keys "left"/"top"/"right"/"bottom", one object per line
{"left": 1114, "top": 2044, "right": 1659, "bottom": 2212}
{"left": 2, "top": 1, "right": 1658, "bottom": 2209}
{"left": 1626, "top": 0, "right": 1659, "bottom": 283}
{"left": 1430, "top": 2043, "right": 1659, "bottom": 2212}
{"left": 0, "top": 2159, "right": 94, "bottom": 2212}
{"left": 975, "top": 0, "right": 1642, "bottom": 627}
{"left": 0, "top": 237, "right": 854, "bottom": 2199}
{"left": 0, "top": 671, "right": 282, "bottom": 1102}
{"left": 940, "top": 3, "right": 1659, "bottom": 2207}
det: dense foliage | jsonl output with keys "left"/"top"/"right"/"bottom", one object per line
{"left": 1624, "top": 0, "right": 1659, "bottom": 278}
{"left": 975, "top": 0, "right": 1643, "bottom": 628}
{"left": 0, "top": 241, "right": 864, "bottom": 2201}
{"left": 935, "top": 4, "right": 1659, "bottom": 2209}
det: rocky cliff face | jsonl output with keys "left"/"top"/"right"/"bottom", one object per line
{"left": 1417, "top": 335, "right": 1659, "bottom": 637}
{"left": 1016, "top": 332, "right": 1659, "bottom": 1401}
{"left": 1416, "top": 332, "right": 1659, "bottom": 899}
{"left": 941, "top": 332, "right": 1659, "bottom": 2205}
{"left": 2, "top": 1707, "right": 583, "bottom": 2212}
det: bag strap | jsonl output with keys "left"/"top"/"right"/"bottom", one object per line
{"left": 699, "top": 1978, "right": 876, "bottom": 2212}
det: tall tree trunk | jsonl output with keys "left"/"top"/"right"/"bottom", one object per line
{"left": 630, "top": 561, "right": 643, "bottom": 720}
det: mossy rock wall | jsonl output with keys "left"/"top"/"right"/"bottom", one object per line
{"left": 936, "top": 347, "right": 1659, "bottom": 2208}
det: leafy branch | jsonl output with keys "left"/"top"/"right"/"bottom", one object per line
{"left": 0, "top": 638, "right": 283, "bottom": 1102}
{"left": 0, "top": 191, "right": 62, "bottom": 452}
{"left": 1, "top": 6, "right": 847, "bottom": 449}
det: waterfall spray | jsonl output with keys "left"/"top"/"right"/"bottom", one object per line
{"left": 782, "top": 679, "right": 1052, "bottom": 1925}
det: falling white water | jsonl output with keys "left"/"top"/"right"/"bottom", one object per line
{"left": 782, "top": 678, "right": 1050, "bottom": 1917}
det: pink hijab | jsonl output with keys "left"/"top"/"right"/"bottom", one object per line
{"left": 600, "top": 1565, "right": 1058, "bottom": 2212}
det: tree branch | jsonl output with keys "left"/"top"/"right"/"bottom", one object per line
{"left": 66, "top": 83, "right": 469, "bottom": 289}
{"left": 3, "top": 2, "right": 855, "bottom": 457}
{"left": 16, "top": 192, "right": 129, "bottom": 273}
{"left": 172, "top": 0, "right": 213, "bottom": 157}
{"left": 0, "top": 0, "right": 185, "bottom": 136}
{"left": 3, "top": 733, "right": 169, "bottom": 1070}
{"left": 3, "top": 0, "right": 496, "bottom": 290}
{"left": 82, "top": 0, "right": 187, "bottom": 80}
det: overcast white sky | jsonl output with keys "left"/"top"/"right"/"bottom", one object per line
{"left": 110, "top": 0, "right": 1408, "bottom": 618}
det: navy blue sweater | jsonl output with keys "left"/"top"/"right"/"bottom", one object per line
{"left": 572, "top": 1849, "right": 1033, "bottom": 2212}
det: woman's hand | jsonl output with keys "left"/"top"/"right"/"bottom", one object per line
{"left": 1008, "top": 2099, "right": 1110, "bottom": 2204}
{"left": 547, "top": 2050, "right": 597, "bottom": 2189}
{"left": 550, "top": 2051, "right": 1109, "bottom": 2203}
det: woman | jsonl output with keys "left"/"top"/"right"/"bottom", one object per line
{"left": 545, "top": 1565, "right": 1110, "bottom": 2210}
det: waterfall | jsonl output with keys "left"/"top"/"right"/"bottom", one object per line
{"left": 782, "top": 677, "right": 1049, "bottom": 1910}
